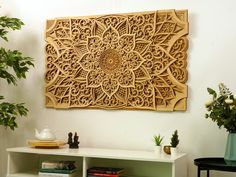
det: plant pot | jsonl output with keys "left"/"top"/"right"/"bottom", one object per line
{"left": 154, "top": 146, "right": 162, "bottom": 156}
{"left": 170, "top": 147, "right": 177, "bottom": 157}
{"left": 163, "top": 145, "right": 171, "bottom": 155}
{"left": 224, "top": 133, "right": 236, "bottom": 165}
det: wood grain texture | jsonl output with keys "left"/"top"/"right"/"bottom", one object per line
{"left": 45, "top": 9, "right": 189, "bottom": 111}
{"left": 27, "top": 140, "right": 66, "bottom": 148}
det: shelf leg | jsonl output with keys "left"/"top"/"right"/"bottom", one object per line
{"left": 207, "top": 170, "right": 210, "bottom": 177}
{"left": 83, "top": 157, "right": 87, "bottom": 177}
{"left": 197, "top": 167, "right": 200, "bottom": 177}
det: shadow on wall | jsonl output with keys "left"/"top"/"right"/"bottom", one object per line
{"left": 0, "top": 8, "right": 40, "bottom": 177}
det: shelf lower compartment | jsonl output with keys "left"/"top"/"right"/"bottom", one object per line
{"left": 86, "top": 158, "right": 172, "bottom": 177}
{"left": 7, "top": 170, "right": 82, "bottom": 177}
{"left": 7, "top": 170, "right": 38, "bottom": 177}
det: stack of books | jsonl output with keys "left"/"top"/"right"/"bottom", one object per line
{"left": 87, "top": 167, "right": 124, "bottom": 177}
{"left": 38, "top": 161, "right": 77, "bottom": 177}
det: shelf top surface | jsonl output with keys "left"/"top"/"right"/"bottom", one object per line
{"left": 7, "top": 146, "right": 186, "bottom": 163}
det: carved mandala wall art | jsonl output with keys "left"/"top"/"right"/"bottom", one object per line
{"left": 45, "top": 9, "right": 189, "bottom": 111}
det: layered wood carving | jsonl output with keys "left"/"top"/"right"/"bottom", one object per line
{"left": 45, "top": 9, "right": 189, "bottom": 111}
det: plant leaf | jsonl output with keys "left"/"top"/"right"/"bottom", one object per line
{"left": 0, "top": 15, "right": 33, "bottom": 130}
{"left": 207, "top": 87, "right": 217, "bottom": 98}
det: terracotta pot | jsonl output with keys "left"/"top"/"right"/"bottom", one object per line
{"left": 163, "top": 145, "right": 171, "bottom": 155}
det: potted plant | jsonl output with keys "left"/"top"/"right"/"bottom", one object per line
{"left": 170, "top": 130, "right": 179, "bottom": 156}
{"left": 153, "top": 134, "right": 164, "bottom": 156}
{"left": 205, "top": 83, "right": 236, "bottom": 163}
{"left": 0, "top": 15, "right": 34, "bottom": 130}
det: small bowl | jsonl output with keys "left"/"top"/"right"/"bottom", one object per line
{"left": 163, "top": 145, "right": 171, "bottom": 154}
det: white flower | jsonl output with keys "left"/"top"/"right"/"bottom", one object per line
{"left": 225, "top": 98, "right": 233, "bottom": 104}
{"left": 205, "top": 99, "right": 213, "bottom": 107}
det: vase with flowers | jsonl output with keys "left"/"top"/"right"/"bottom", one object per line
{"left": 205, "top": 83, "right": 236, "bottom": 164}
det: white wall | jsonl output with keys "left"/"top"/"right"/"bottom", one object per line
{"left": 1, "top": 0, "right": 236, "bottom": 177}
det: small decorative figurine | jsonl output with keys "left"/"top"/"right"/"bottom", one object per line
{"left": 68, "top": 132, "right": 73, "bottom": 145}
{"left": 67, "top": 132, "right": 79, "bottom": 149}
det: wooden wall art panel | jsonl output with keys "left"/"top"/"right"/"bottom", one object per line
{"left": 45, "top": 9, "right": 189, "bottom": 111}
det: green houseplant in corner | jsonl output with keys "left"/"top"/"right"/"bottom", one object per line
{"left": 0, "top": 15, "right": 34, "bottom": 130}
{"left": 153, "top": 134, "right": 164, "bottom": 156}
{"left": 170, "top": 130, "right": 179, "bottom": 156}
{"left": 205, "top": 83, "right": 236, "bottom": 164}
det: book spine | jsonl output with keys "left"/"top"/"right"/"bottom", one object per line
{"left": 87, "top": 167, "right": 124, "bottom": 175}
{"left": 87, "top": 173, "right": 119, "bottom": 177}
{"left": 39, "top": 172, "right": 70, "bottom": 177}
{"left": 39, "top": 171, "right": 78, "bottom": 177}
{"left": 87, "top": 170, "right": 120, "bottom": 175}
{"left": 39, "top": 169, "right": 76, "bottom": 174}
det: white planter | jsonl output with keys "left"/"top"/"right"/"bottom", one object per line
{"left": 171, "top": 147, "right": 177, "bottom": 157}
{"left": 154, "top": 146, "right": 162, "bottom": 156}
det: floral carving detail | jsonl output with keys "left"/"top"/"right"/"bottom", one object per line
{"left": 45, "top": 10, "right": 189, "bottom": 111}
{"left": 78, "top": 25, "right": 145, "bottom": 97}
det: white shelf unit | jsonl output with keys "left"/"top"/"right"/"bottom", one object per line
{"left": 7, "top": 147, "right": 187, "bottom": 177}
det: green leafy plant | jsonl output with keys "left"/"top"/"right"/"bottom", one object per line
{"left": 205, "top": 83, "right": 236, "bottom": 133}
{"left": 0, "top": 15, "right": 34, "bottom": 130}
{"left": 170, "top": 130, "right": 179, "bottom": 148}
{"left": 153, "top": 134, "right": 164, "bottom": 146}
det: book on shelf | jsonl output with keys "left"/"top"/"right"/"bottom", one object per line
{"left": 87, "top": 173, "right": 120, "bottom": 177}
{"left": 41, "top": 161, "right": 76, "bottom": 170}
{"left": 39, "top": 167, "right": 78, "bottom": 177}
{"left": 87, "top": 167, "right": 124, "bottom": 175}
{"left": 38, "top": 171, "right": 77, "bottom": 177}
{"left": 88, "top": 176, "right": 127, "bottom": 177}
{"left": 39, "top": 168, "right": 77, "bottom": 174}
